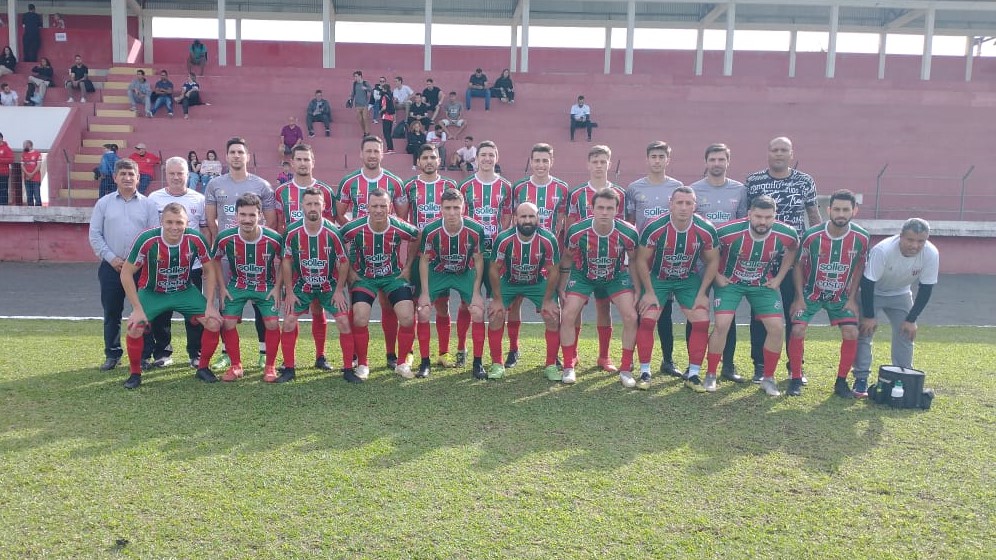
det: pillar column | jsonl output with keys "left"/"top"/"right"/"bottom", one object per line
{"left": 424, "top": 0, "right": 432, "bottom": 71}
{"left": 723, "top": 2, "right": 735, "bottom": 76}
{"left": 878, "top": 32, "right": 887, "bottom": 80}
{"left": 921, "top": 7, "right": 935, "bottom": 80}
{"left": 521, "top": 0, "right": 530, "bottom": 72}
{"left": 322, "top": 0, "right": 335, "bottom": 68}
{"left": 625, "top": 0, "right": 635, "bottom": 75}
{"left": 217, "top": 0, "right": 227, "bottom": 67}
{"left": 111, "top": 0, "right": 128, "bottom": 63}
{"left": 789, "top": 29, "right": 798, "bottom": 77}
{"left": 604, "top": 27, "right": 612, "bottom": 74}
{"left": 826, "top": 4, "right": 839, "bottom": 78}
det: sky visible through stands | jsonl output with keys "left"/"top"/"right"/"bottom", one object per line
{"left": 154, "top": 18, "right": 996, "bottom": 57}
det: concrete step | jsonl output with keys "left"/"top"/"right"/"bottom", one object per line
{"left": 60, "top": 188, "right": 99, "bottom": 200}
{"left": 102, "top": 95, "right": 130, "bottom": 104}
{"left": 75, "top": 154, "right": 102, "bottom": 164}
{"left": 103, "top": 81, "right": 128, "bottom": 90}
{"left": 108, "top": 66, "right": 153, "bottom": 75}
{"left": 70, "top": 171, "right": 97, "bottom": 181}
{"left": 90, "top": 123, "right": 134, "bottom": 133}
{"left": 95, "top": 109, "right": 136, "bottom": 118}
{"left": 83, "top": 138, "right": 128, "bottom": 148}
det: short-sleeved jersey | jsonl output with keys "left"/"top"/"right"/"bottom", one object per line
{"left": 460, "top": 174, "right": 513, "bottom": 254}
{"left": 797, "top": 223, "right": 871, "bottom": 303}
{"left": 402, "top": 175, "right": 458, "bottom": 229}
{"left": 204, "top": 174, "right": 277, "bottom": 230}
{"left": 716, "top": 218, "right": 800, "bottom": 287}
{"left": 283, "top": 219, "right": 348, "bottom": 292}
{"left": 863, "top": 234, "right": 940, "bottom": 297}
{"left": 689, "top": 178, "right": 748, "bottom": 226}
{"left": 274, "top": 179, "right": 336, "bottom": 228}
{"left": 419, "top": 217, "right": 486, "bottom": 274}
{"left": 127, "top": 227, "right": 211, "bottom": 294}
{"left": 744, "top": 169, "right": 818, "bottom": 235}
{"left": 565, "top": 218, "right": 639, "bottom": 281}
{"left": 213, "top": 226, "right": 283, "bottom": 292}
{"left": 512, "top": 176, "right": 569, "bottom": 234}
{"left": 639, "top": 214, "right": 719, "bottom": 281}
{"left": 625, "top": 176, "right": 683, "bottom": 232}
{"left": 336, "top": 169, "right": 405, "bottom": 219}
{"left": 493, "top": 228, "right": 561, "bottom": 285}
{"left": 567, "top": 182, "right": 627, "bottom": 222}
{"left": 340, "top": 215, "right": 419, "bottom": 279}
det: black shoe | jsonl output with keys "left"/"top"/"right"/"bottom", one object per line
{"left": 386, "top": 353, "right": 399, "bottom": 369}
{"left": 787, "top": 377, "right": 803, "bottom": 396}
{"left": 141, "top": 359, "right": 155, "bottom": 372}
{"left": 153, "top": 356, "right": 174, "bottom": 368}
{"left": 314, "top": 356, "right": 333, "bottom": 371}
{"left": 504, "top": 350, "right": 519, "bottom": 368}
{"left": 752, "top": 364, "right": 764, "bottom": 384}
{"left": 417, "top": 358, "right": 431, "bottom": 378}
{"left": 472, "top": 362, "right": 487, "bottom": 380}
{"left": 195, "top": 367, "right": 219, "bottom": 383}
{"left": 720, "top": 364, "right": 746, "bottom": 383}
{"left": 454, "top": 350, "right": 467, "bottom": 367}
{"left": 99, "top": 357, "right": 119, "bottom": 371}
{"left": 325, "top": 130, "right": 331, "bottom": 137}
{"left": 659, "top": 360, "right": 682, "bottom": 377}
{"left": 834, "top": 377, "right": 854, "bottom": 398}
{"left": 276, "top": 367, "right": 296, "bottom": 383}
{"left": 124, "top": 374, "right": 142, "bottom": 389}
{"left": 342, "top": 368, "right": 363, "bottom": 383}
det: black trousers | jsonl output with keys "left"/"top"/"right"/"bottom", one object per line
{"left": 98, "top": 261, "right": 153, "bottom": 360}
{"left": 570, "top": 119, "right": 592, "bottom": 141}
{"left": 23, "top": 33, "right": 40, "bottom": 63}
{"left": 0, "top": 175, "right": 8, "bottom": 205}
{"left": 750, "top": 276, "right": 798, "bottom": 369}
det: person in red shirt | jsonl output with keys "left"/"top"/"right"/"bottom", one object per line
{"left": 0, "top": 132, "right": 14, "bottom": 206}
{"left": 21, "top": 140, "right": 43, "bottom": 206}
{"left": 129, "top": 143, "right": 161, "bottom": 195}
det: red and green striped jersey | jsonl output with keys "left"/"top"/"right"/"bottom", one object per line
{"left": 213, "top": 226, "right": 283, "bottom": 292}
{"left": 798, "top": 222, "right": 870, "bottom": 303}
{"left": 639, "top": 214, "right": 719, "bottom": 280}
{"left": 567, "top": 181, "right": 627, "bottom": 222}
{"left": 274, "top": 179, "right": 336, "bottom": 228}
{"left": 402, "top": 175, "right": 458, "bottom": 229}
{"left": 419, "top": 217, "right": 486, "bottom": 274}
{"left": 336, "top": 169, "right": 405, "bottom": 219}
{"left": 565, "top": 218, "right": 639, "bottom": 281}
{"left": 512, "top": 176, "right": 569, "bottom": 234}
{"left": 127, "top": 227, "right": 211, "bottom": 294}
{"left": 283, "top": 219, "right": 348, "bottom": 292}
{"left": 460, "top": 174, "right": 513, "bottom": 254}
{"left": 340, "top": 215, "right": 419, "bottom": 279}
{"left": 493, "top": 227, "right": 560, "bottom": 285}
{"left": 716, "top": 218, "right": 800, "bottom": 286}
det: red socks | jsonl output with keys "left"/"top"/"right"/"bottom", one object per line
{"left": 788, "top": 337, "right": 805, "bottom": 379}
{"left": 312, "top": 311, "right": 327, "bottom": 357}
{"left": 281, "top": 327, "right": 299, "bottom": 368}
{"left": 687, "top": 321, "right": 710, "bottom": 366}
{"left": 706, "top": 352, "right": 722, "bottom": 375}
{"left": 839, "top": 338, "right": 857, "bottom": 378}
{"left": 620, "top": 348, "right": 634, "bottom": 373}
{"left": 381, "top": 306, "right": 398, "bottom": 356}
{"left": 489, "top": 324, "right": 505, "bottom": 363}
{"left": 507, "top": 321, "right": 521, "bottom": 352}
{"left": 436, "top": 313, "right": 451, "bottom": 355}
{"left": 199, "top": 329, "right": 221, "bottom": 369}
{"left": 354, "top": 325, "right": 369, "bottom": 366}
{"left": 562, "top": 342, "right": 577, "bottom": 369}
{"left": 636, "top": 317, "right": 656, "bottom": 365}
{"left": 472, "top": 321, "right": 485, "bottom": 359}
{"left": 398, "top": 323, "right": 415, "bottom": 360}
{"left": 418, "top": 321, "right": 432, "bottom": 359}
{"left": 457, "top": 306, "right": 471, "bottom": 352}
{"left": 126, "top": 335, "right": 144, "bottom": 374}
{"left": 339, "top": 331, "right": 355, "bottom": 368}
{"left": 763, "top": 348, "right": 781, "bottom": 379}
{"left": 597, "top": 325, "right": 612, "bottom": 360}
{"left": 544, "top": 329, "right": 560, "bottom": 366}
{"left": 221, "top": 327, "right": 241, "bottom": 366}
{"left": 264, "top": 328, "right": 280, "bottom": 367}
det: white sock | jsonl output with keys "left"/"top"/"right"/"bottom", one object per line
{"left": 258, "top": 341, "right": 266, "bottom": 353}
{"left": 640, "top": 363, "right": 651, "bottom": 374}
{"left": 688, "top": 364, "right": 702, "bottom": 377}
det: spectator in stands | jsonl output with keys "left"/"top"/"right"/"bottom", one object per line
{"left": 129, "top": 143, "right": 161, "bottom": 195}
{"left": 98, "top": 144, "right": 120, "bottom": 198}
{"left": 451, "top": 136, "right": 477, "bottom": 172}
{"left": 569, "top": 95, "right": 593, "bottom": 142}
{"left": 423, "top": 78, "right": 442, "bottom": 121}
{"left": 278, "top": 116, "right": 305, "bottom": 160}
{"left": 0, "top": 46, "right": 16, "bottom": 77}
{"left": 21, "top": 4, "right": 42, "bottom": 63}
{"left": 65, "top": 55, "right": 90, "bottom": 103}
{"left": 187, "top": 39, "right": 208, "bottom": 76}
{"left": 150, "top": 69, "right": 175, "bottom": 117}
{"left": 128, "top": 69, "right": 153, "bottom": 117}
{"left": 407, "top": 93, "right": 432, "bottom": 130}
{"left": 186, "top": 150, "right": 202, "bottom": 191}
{"left": 393, "top": 76, "right": 414, "bottom": 117}
{"left": 24, "top": 57, "right": 53, "bottom": 106}
{"left": 426, "top": 124, "right": 447, "bottom": 166}
{"left": 377, "top": 83, "right": 397, "bottom": 154}
{"left": 440, "top": 91, "right": 467, "bottom": 137}
{"left": 370, "top": 76, "right": 386, "bottom": 124}
{"left": 176, "top": 72, "right": 202, "bottom": 120}
{"left": 406, "top": 121, "right": 427, "bottom": 169}
{"left": 465, "top": 68, "right": 491, "bottom": 111}
{"left": 21, "top": 140, "right": 42, "bottom": 206}
{"left": 0, "top": 82, "right": 18, "bottom": 106}
{"left": 50, "top": 13, "right": 66, "bottom": 29}
{"left": 276, "top": 161, "right": 293, "bottom": 185}
{"left": 492, "top": 68, "right": 515, "bottom": 104}
{"left": 305, "top": 89, "right": 332, "bottom": 138}
{"left": 199, "top": 149, "right": 222, "bottom": 190}
{"left": 0, "top": 132, "right": 13, "bottom": 205}
{"left": 351, "top": 70, "right": 373, "bottom": 136}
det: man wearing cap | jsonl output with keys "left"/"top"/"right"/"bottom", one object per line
{"left": 98, "top": 144, "right": 121, "bottom": 198}
{"left": 129, "top": 143, "right": 161, "bottom": 195}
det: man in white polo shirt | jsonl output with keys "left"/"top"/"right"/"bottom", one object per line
{"left": 851, "top": 218, "right": 939, "bottom": 397}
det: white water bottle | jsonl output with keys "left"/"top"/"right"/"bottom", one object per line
{"left": 890, "top": 380, "right": 905, "bottom": 407}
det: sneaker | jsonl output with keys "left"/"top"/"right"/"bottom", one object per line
{"left": 325, "top": 130, "right": 331, "bottom": 137}
{"left": 81, "top": 96, "right": 86, "bottom": 102}
{"left": 396, "top": 363, "right": 414, "bottom": 379}
{"left": 355, "top": 364, "right": 370, "bottom": 381}
{"left": 384, "top": 149, "right": 395, "bottom": 155}
{"left": 659, "top": 360, "right": 682, "bottom": 377}
{"left": 168, "top": 112, "right": 174, "bottom": 118}
{"left": 636, "top": 371, "right": 652, "bottom": 390}
{"left": 257, "top": 353, "right": 266, "bottom": 369}
{"left": 212, "top": 354, "right": 231, "bottom": 371}
{"left": 417, "top": 359, "right": 431, "bottom": 378}
{"left": 852, "top": 377, "right": 869, "bottom": 398}
{"left": 222, "top": 366, "right": 245, "bottom": 382}
{"left": 487, "top": 363, "right": 506, "bottom": 379}
{"left": 720, "top": 363, "right": 745, "bottom": 383}
{"left": 455, "top": 350, "right": 467, "bottom": 367}
{"left": 801, "top": 374, "right": 809, "bottom": 385}
{"left": 438, "top": 353, "right": 455, "bottom": 368}
{"left": 309, "top": 132, "right": 316, "bottom": 138}
{"left": 195, "top": 367, "right": 218, "bottom": 383}
{"left": 834, "top": 377, "right": 854, "bottom": 398}
{"left": 787, "top": 378, "right": 803, "bottom": 396}
{"left": 386, "top": 353, "right": 399, "bottom": 369}
{"left": 543, "top": 364, "right": 561, "bottom": 381}
{"left": 99, "top": 357, "right": 119, "bottom": 371}
{"left": 372, "top": 119, "right": 379, "bottom": 124}
{"left": 184, "top": 115, "right": 189, "bottom": 120}
{"left": 752, "top": 364, "right": 764, "bottom": 384}
{"left": 598, "top": 357, "right": 619, "bottom": 374}
{"left": 704, "top": 374, "right": 718, "bottom": 392}
{"left": 263, "top": 365, "right": 279, "bottom": 383}
{"left": 146, "top": 111, "right": 153, "bottom": 118}
{"left": 618, "top": 371, "right": 636, "bottom": 388}
{"left": 130, "top": 106, "right": 136, "bottom": 112}
{"left": 684, "top": 374, "right": 707, "bottom": 393}
{"left": 472, "top": 362, "right": 487, "bottom": 380}
{"left": 561, "top": 368, "right": 577, "bottom": 384}
{"left": 504, "top": 350, "right": 519, "bottom": 368}
{"left": 124, "top": 374, "right": 142, "bottom": 389}
{"left": 404, "top": 353, "right": 415, "bottom": 368}
{"left": 314, "top": 356, "right": 333, "bottom": 370}
{"left": 342, "top": 368, "right": 363, "bottom": 383}
{"left": 153, "top": 356, "right": 173, "bottom": 368}
{"left": 760, "top": 377, "right": 781, "bottom": 397}
{"left": 189, "top": 357, "right": 199, "bottom": 369}
{"left": 67, "top": 97, "right": 74, "bottom": 103}
{"left": 276, "top": 367, "right": 296, "bottom": 383}
{"left": 140, "top": 359, "right": 155, "bottom": 372}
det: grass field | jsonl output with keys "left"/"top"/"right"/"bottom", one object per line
{"left": 0, "top": 319, "right": 993, "bottom": 559}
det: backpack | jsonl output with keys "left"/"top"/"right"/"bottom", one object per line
{"left": 392, "top": 121, "right": 407, "bottom": 139}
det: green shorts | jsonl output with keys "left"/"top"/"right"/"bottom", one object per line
{"left": 353, "top": 275, "right": 411, "bottom": 301}
{"left": 645, "top": 275, "right": 703, "bottom": 310}
{"left": 290, "top": 285, "right": 348, "bottom": 317}
{"left": 792, "top": 297, "right": 857, "bottom": 326}
{"left": 564, "top": 269, "right": 634, "bottom": 302}
{"left": 420, "top": 269, "right": 476, "bottom": 304}
{"left": 139, "top": 288, "right": 206, "bottom": 323}
{"left": 500, "top": 278, "right": 551, "bottom": 310}
{"left": 713, "top": 283, "right": 782, "bottom": 318}
{"left": 222, "top": 285, "right": 280, "bottom": 319}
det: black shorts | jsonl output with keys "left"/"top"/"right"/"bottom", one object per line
{"left": 351, "top": 284, "right": 413, "bottom": 306}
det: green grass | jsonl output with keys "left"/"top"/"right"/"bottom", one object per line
{"left": 0, "top": 319, "right": 993, "bottom": 558}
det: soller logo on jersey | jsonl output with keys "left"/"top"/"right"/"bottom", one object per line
{"left": 474, "top": 206, "right": 499, "bottom": 218}
{"left": 537, "top": 208, "right": 553, "bottom": 219}
{"left": 663, "top": 254, "right": 692, "bottom": 265}
{"left": 367, "top": 253, "right": 390, "bottom": 265}
{"left": 590, "top": 256, "right": 614, "bottom": 266}
{"left": 289, "top": 210, "right": 304, "bottom": 221}
{"left": 301, "top": 258, "right": 327, "bottom": 270}
{"left": 514, "top": 263, "right": 538, "bottom": 274}
{"left": 222, "top": 204, "right": 236, "bottom": 215}
{"left": 643, "top": 207, "right": 666, "bottom": 218}
{"left": 418, "top": 202, "right": 441, "bottom": 214}
{"left": 238, "top": 263, "right": 265, "bottom": 275}
{"left": 818, "top": 262, "right": 849, "bottom": 274}
{"left": 707, "top": 211, "right": 732, "bottom": 223}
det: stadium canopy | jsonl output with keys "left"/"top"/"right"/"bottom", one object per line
{"left": 7, "top": 0, "right": 996, "bottom": 77}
